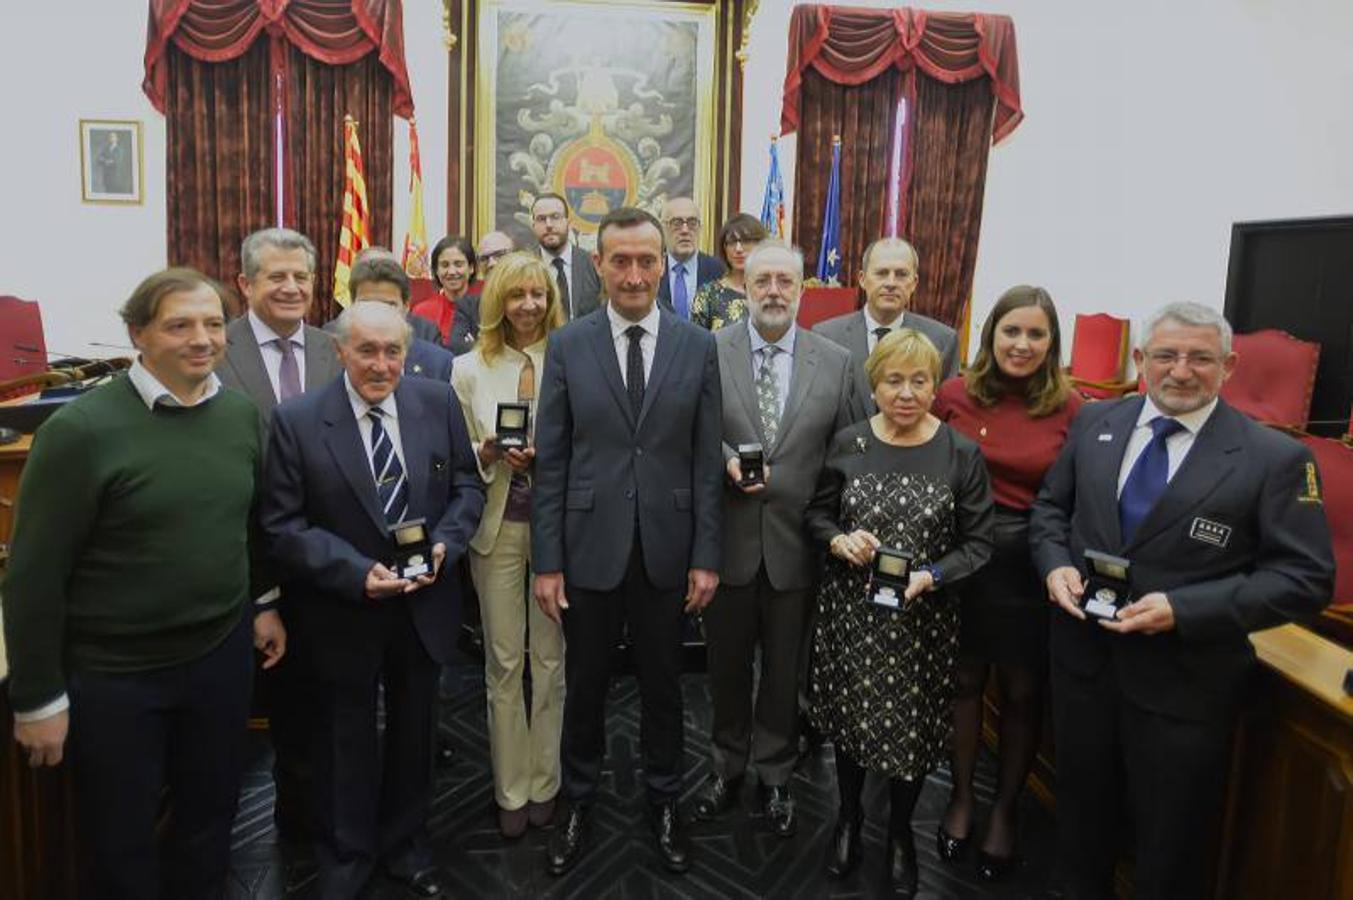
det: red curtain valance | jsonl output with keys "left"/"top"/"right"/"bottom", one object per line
{"left": 143, "top": 0, "right": 414, "bottom": 117}
{"left": 782, "top": 4, "right": 1022, "bottom": 144}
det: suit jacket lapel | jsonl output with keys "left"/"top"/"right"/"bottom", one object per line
{"left": 776, "top": 333, "right": 818, "bottom": 453}
{"left": 303, "top": 325, "right": 337, "bottom": 390}
{"left": 321, "top": 381, "right": 387, "bottom": 532}
{"left": 1089, "top": 397, "right": 1143, "bottom": 551}
{"left": 846, "top": 313, "right": 874, "bottom": 412}
{"left": 1127, "top": 402, "right": 1243, "bottom": 551}
{"left": 586, "top": 312, "right": 636, "bottom": 430}
{"left": 394, "top": 383, "right": 429, "bottom": 521}
{"left": 637, "top": 311, "right": 681, "bottom": 431}
{"left": 724, "top": 325, "right": 765, "bottom": 444}
{"left": 225, "top": 320, "right": 277, "bottom": 412}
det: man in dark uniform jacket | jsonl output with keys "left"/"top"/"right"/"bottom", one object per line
{"left": 1029, "top": 301, "right": 1334, "bottom": 900}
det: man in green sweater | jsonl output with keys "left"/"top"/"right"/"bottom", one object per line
{"left": 2, "top": 268, "right": 286, "bottom": 899}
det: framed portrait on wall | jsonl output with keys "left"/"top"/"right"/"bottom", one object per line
{"left": 472, "top": 0, "right": 722, "bottom": 249}
{"left": 79, "top": 119, "right": 143, "bottom": 205}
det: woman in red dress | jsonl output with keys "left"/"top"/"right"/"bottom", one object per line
{"left": 932, "top": 286, "right": 1082, "bottom": 880}
{"left": 412, "top": 235, "right": 476, "bottom": 349}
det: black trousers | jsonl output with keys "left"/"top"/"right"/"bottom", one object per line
{"left": 67, "top": 611, "right": 254, "bottom": 900}
{"left": 265, "top": 649, "right": 314, "bottom": 840}
{"left": 562, "top": 542, "right": 686, "bottom": 804}
{"left": 1051, "top": 659, "right": 1232, "bottom": 900}
{"left": 702, "top": 566, "right": 809, "bottom": 785}
{"left": 310, "top": 606, "right": 438, "bottom": 900}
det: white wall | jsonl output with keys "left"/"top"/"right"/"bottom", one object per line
{"left": 5, "top": 1, "right": 1351, "bottom": 356}
{"left": 740, "top": 0, "right": 1353, "bottom": 359}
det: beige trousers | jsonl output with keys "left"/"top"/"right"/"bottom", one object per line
{"left": 469, "top": 521, "right": 565, "bottom": 810}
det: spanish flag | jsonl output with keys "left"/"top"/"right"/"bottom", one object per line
{"left": 333, "top": 115, "right": 370, "bottom": 308}
{"left": 401, "top": 119, "right": 430, "bottom": 279}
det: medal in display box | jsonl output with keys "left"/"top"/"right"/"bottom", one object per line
{"left": 867, "top": 547, "right": 912, "bottom": 610}
{"left": 1083, "top": 549, "right": 1132, "bottom": 620}
{"left": 390, "top": 518, "right": 432, "bottom": 579}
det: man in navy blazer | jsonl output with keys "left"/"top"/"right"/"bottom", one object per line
{"left": 533, "top": 207, "right": 723, "bottom": 876}
{"left": 657, "top": 196, "right": 725, "bottom": 319}
{"left": 262, "top": 303, "right": 484, "bottom": 899}
{"left": 1030, "top": 302, "right": 1334, "bottom": 899}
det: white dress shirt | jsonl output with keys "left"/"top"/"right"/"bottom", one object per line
{"left": 748, "top": 321, "right": 796, "bottom": 420}
{"left": 1116, "top": 396, "right": 1218, "bottom": 495}
{"left": 345, "top": 374, "right": 407, "bottom": 478}
{"left": 863, "top": 307, "right": 902, "bottom": 353}
{"left": 543, "top": 243, "right": 576, "bottom": 315}
{"left": 247, "top": 309, "right": 307, "bottom": 402}
{"left": 607, "top": 301, "right": 659, "bottom": 387}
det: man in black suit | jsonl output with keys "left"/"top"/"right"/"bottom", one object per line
{"left": 262, "top": 302, "right": 484, "bottom": 899}
{"left": 657, "top": 196, "right": 725, "bottom": 319}
{"left": 532, "top": 192, "right": 602, "bottom": 319}
{"left": 812, "top": 237, "right": 959, "bottom": 417}
{"left": 339, "top": 254, "right": 455, "bottom": 383}
{"left": 217, "top": 227, "right": 343, "bottom": 849}
{"left": 533, "top": 207, "right": 723, "bottom": 875}
{"left": 1030, "top": 301, "right": 1334, "bottom": 900}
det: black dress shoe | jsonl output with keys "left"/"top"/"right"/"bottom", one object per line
{"left": 935, "top": 822, "right": 970, "bottom": 863}
{"left": 760, "top": 784, "right": 797, "bottom": 838}
{"left": 434, "top": 736, "right": 456, "bottom": 769}
{"left": 546, "top": 805, "right": 590, "bottom": 876}
{"left": 976, "top": 849, "right": 1018, "bottom": 882}
{"left": 825, "top": 811, "right": 863, "bottom": 878}
{"left": 887, "top": 832, "right": 919, "bottom": 898}
{"left": 649, "top": 800, "right": 690, "bottom": 873}
{"left": 389, "top": 866, "right": 444, "bottom": 898}
{"left": 692, "top": 774, "right": 742, "bottom": 821}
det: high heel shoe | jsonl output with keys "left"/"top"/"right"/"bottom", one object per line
{"left": 887, "top": 830, "right": 919, "bottom": 897}
{"left": 825, "top": 811, "right": 863, "bottom": 878}
{"left": 976, "top": 848, "right": 1018, "bottom": 882}
{"left": 935, "top": 822, "right": 970, "bottom": 863}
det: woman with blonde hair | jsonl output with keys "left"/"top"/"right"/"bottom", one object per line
{"left": 451, "top": 252, "right": 566, "bottom": 837}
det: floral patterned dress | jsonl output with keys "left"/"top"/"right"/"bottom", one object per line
{"left": 805, "top": 420, "right": 994, "bottom": 778}
{"left": 690, "top": 280, "right": 747, "bottom": 331}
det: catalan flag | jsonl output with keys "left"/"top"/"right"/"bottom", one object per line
{"left": 333, "top": 115, "right": 370, "bottom": 308}
{"left": 816, "top": 136, "right": 843, "bottom": 284}
{"left": 759, "top": 137, "right": 785, "bottom": 239}
{"left": 401, "top": 118, "right": 430, "bottom": 279}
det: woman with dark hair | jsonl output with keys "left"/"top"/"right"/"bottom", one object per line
{"left": 808, "top": 329, "right": 994, "bottom": 897}
{"left": 690, "top": 213, "right": 767, "bottom": 331}
{"left": 932, "top": 285, "right": 1082, "bottom": 880}
{"left": 412, "top": 235, "right": 477, "bottom": 352}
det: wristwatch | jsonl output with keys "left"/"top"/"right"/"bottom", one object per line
{"left": 920, "top": 564, "right": 943, "bottom": 589}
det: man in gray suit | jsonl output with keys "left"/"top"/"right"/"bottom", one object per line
{"left": 217, "top": 226, "right": 342, "bottom": 847}
{"left": 692, "top": 242, "right": 854, "bottom": 839}
{"left": 813, "top": 237, "right": 959, "bottom": 418}
{"left": 220, "top": 227, "right": 343, "bottom": 425}
{"left": 533, "top": 207, "right": 723, "bottom": 876}
{"left": 532, "top": 192, "right": 602, "bottom": 319}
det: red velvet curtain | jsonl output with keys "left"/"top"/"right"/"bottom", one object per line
{"left": 287, "top": 46, "right": 394, "bottom": 324}
{"left": 793, "top": 67, "right": 899, "bottom": 289}
{"left": 781, "top": 5, "right": 1022, "bottom": 329}
{"left": 165, "top": 39, "right": 273, "bottom": 306}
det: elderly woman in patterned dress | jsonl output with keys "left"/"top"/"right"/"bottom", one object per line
{"left": 805, "top": 328, "right": 994, "bottom": 898}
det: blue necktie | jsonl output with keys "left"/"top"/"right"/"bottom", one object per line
{"left": 368, "top": 409, "right": 408, "bottom": 525}
{"left": 1119, "top": 417, "right": 1184, "bottom": 543}
{"left": 672, "top": 262, "right": 689, "bottom": 320}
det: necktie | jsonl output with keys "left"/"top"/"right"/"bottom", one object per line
{"left": 368, "top": 409, "right": 408, "bottom": 525}
{"left": 625, "top": 325, "right": 645, "bottom": 419}
{"left": 275, "top": 338, "right": 302, "bottom": 401}
{"left": 1118, "top": 417, "right": 1185, "bottom": 542}
{"left": 756, "top": 345, "right": 781, "bottom": 446}
{"left": 672, "top": 262, "right": 689, "bottom": 320}
{"left": 872, "top": 326, "right": 891, "bottom": 349}
{"left": 552, "top": 257, "right": 572, "bottom": 319}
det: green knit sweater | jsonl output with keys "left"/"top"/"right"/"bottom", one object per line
{"left": 2, "top": 377, "right": 263, "bottom": 712}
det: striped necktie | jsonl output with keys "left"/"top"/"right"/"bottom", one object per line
{"left": 367, "top": 408, "right": 408, "bottom": 525}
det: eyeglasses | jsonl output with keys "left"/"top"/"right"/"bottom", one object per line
{"left": 533, "top": 212, "right": 567, "bottom": 225}
{"left": 724, "top": 236, "right": 751, "bottom": 249}
{"left": 666, "top": 217, "right": 700, "bottom": 230}
{"left": 478, "top": 249, "right": 509, "bottom": 264}
{"left": 1145, "top": 350, "right": 1222, "bottom": 369}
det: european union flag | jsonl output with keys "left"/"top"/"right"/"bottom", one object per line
{"left": 816, "top": 137, "right": 842, "bottom": 284}
{"left": 760, "top": 138, "right": 785, "bottom": 239}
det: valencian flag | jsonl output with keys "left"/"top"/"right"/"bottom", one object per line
{"left": 401, "top": 118, "right": 430, "bottom": 279}
{"left": 816, "top": 135, "right": 843, "bottom": 284}
{"left": 333, "top": 115, "right": 371, "bottom": 308}
{"left": 759, "top": 137, "right": 786, "bottom": 239}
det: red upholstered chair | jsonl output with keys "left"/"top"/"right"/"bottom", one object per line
{"left": 1299, "top": 435, "right": 1353, "bottom": 612}
{"left": 798, "top": 286, "right": 859, "bottom": 329}
{"left": 0, "top": 295, "right": 47, "bottom": 391}
{"left": 1068, "top": 312, "right": 1134, "bottom": 399}
{"left": 1221, "top": 330, "right": 1320, "bottom": 429}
